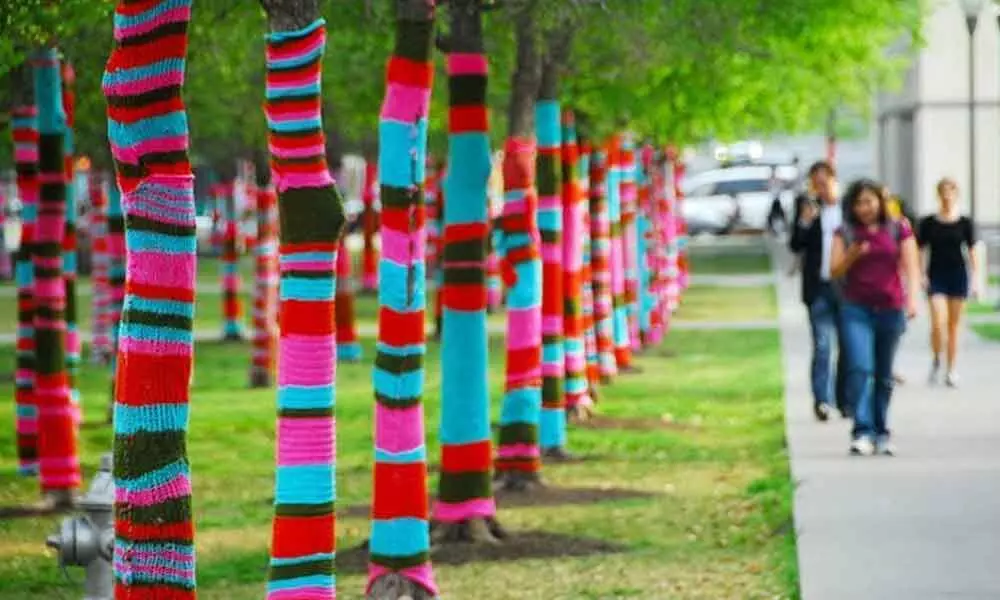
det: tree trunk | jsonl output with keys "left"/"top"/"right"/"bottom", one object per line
{"left": 103, "top": 0, "right": 198, "bottom": 593}
{"left": 33, "top": 48, "right": 80, "bottom": 500}
{"left": 260, "top": 4, "right": 345, "bottom": 599}
{"left": 560, "top": 110, "right": 593, "bottom": 421}
{"left": 620, "top": 137, "right": 643, "bottom": 359}
{"left": 335, "top": 237, "right": 362, "bottom": 361}
{"left": 636, "top": 145, "right": 655, "bottom": 347}
{"left": 577, "top": 138, "right": 602, "bottom": 395}
{"left": 12, "top": 100, "right": 40, "bottom": 474}
{"left": 535, "top": 49, "right": 570, "bottom": 455}
{"left": 249, "top": 182, "right": 279, "bottom": 387}
{"left": 218, "top": 179, "right": 245, "bottom": 341}
{"left": 607, "top": 135, "right": 634, "bottom": 371}
{"left": 589, "top": 144, "right": 617, "bottom": 380}
{"left": 61, "top": 61, "right": 81, "bottom": 413}
{"left": 431, "top": 0, "right": 506, "bottom": 544}
{"left": 367, "top": 1, "right": 438, "bottom": 598}
{"left": 104, "top": 174, "right": 125, "bottom": 418}
{"left": 507, "top": 4, "right": 541, "bottom": 138}
{"left": 361, "top": 159, "right": 379, "bottom": 291}
{"left": 87, "top": 171, "right": 112, "bottom": 364}
{"left": 425, "top": 159, "right": 443, "bottom": 338}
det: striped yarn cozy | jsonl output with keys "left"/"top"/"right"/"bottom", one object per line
{"left": 263, "top": 18, "right": 344, "bottom": 600}
{"left": 433, "top": 50, "right": 496, "bottom": 526}
{"left": 578, "top": 142, "right": 601, "bottom": 388}
{"left": 560, "top": 110, "right": 590, "bottom": 413}
{"left": 361, "top": 160, "right": 379, "bottom": 292}
{"left": 335, "top": 237, "right": 361, "bottom": 362}
{"left": 495, "top": 136, "right": 543, "bottom": 479}
{"left": 102, "top": 0, "right": 197, "bottom": 594}
{"left": 367, "top": 2, "right": 438, "bottom": 595}
{"left": 250, "top": 184, "right": 278, "bottom": 387}
{"left": 34, "top": 48, "right": 81, "bottom": 494}
{"left": 619, "top": 137, "right": 641, "bottom": 352}
{"left": 536, "top": 99, "right": 566, "bottom": 452}
{"left": 89, "top": 172, "right": 113, "bottom": 362}
{"left": 13, "top": 105, "right": 39, "bottom": 474}
{"left": 217, "top": 181, "right": 245, "bottom": 341}
{"left": 606, "top": 136, "right": 632, "bottom": 370}
{"left": 588, "top": 148, "right": 617, "bottom": 380}
{"left": 61, "top": 61, "right": 81, "bottom": 414}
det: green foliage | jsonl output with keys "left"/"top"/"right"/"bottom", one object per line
{"left": 1, "top": 0, "right": 926, "bottom": 169}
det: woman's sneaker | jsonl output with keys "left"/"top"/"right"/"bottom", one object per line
{"left": 928, "top": 358, "right": 941, "bottom": 385}
{"left": 945, "top": 371, "right": 959, "bottom": 388}
{"left": 850, "top": 437, "right": 875, "bottom": 456}
{"left": 876, "top": 436, "right": 896, "bottom": 456}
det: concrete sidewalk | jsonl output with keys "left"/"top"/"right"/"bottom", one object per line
{"left": 777, "top": 260, "right": 1000, "bottom": 599}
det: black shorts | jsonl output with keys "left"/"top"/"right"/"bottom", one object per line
{"left": 928, "top": 270, "right": 969, "bottom": 299}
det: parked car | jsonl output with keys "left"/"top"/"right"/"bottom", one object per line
{"left": 681, "top": 165, "right": 797, "bottom": 235}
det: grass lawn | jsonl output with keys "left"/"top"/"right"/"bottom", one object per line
{"left": 0, "top": 328, "right": 796, "bottom": 599}
{"left": 688, "top": 251, "right": 772, "bottom": 276}
{"left": 674, "top": 285, "right": 777, "bottom": 323}
{"left": 973, "top": 323, "right": 1000, "bottom": 341}
{"left": 0, "top": 261, "right": 779, "bottom": 336}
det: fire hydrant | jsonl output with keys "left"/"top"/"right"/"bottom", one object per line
{"left": 46, "top": 453, "right": 114, "bottom": 599}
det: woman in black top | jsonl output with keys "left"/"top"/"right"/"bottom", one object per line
{"left": 917, "top": 178, "right": 979, "bottom": 387}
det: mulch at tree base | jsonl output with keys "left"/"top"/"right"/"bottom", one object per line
{"left": 336, "top": 530, "right": 626, "bottom": 573}
{"left": 575, "top": 414, "right": 692, "bottom": 432}
{"left": 336, "top": 485, "right": 654, "bottom": 519}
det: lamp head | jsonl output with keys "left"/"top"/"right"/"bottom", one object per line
{"left": 960, "top": 0, "right": 986, "bottom": 18}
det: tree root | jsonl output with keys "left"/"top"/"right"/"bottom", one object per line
{"left": 493, "top": 470, "right": 543, "bottom": 493}
{"left": 249, "top": 370, "right": 272, "bottom": 388}
{"left": 567, "top": 404, "right": 595, "bottom": 424}
{"left": 430, "top": 516, "right": 508, "bottom": 545}
{"left": 541, "top": 446, "right": 578, "bottom": 463}
{"left": 366, "top": 573, "right": 437, "bottom": 600}
{"left": 222, "top": 332, "right": 245, "bottom": 343}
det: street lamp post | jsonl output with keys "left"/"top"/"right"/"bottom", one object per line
{"left": 961, "top": 0, "right": 986, "bottom": 224}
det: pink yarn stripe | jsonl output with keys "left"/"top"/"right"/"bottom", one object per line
{"left": 432, "top": 497, "right": 496, "bottom": 523}
{"left": 373, "top": 404, "right": 426, "bottom": 454}
{"left": 277, "top": 335, "right": 336, "bottom": 386}
{"left": 114, "top": 5, "right": 191, "bottom": 39}
{"left": 496, "top": 443, "right": 541, "bottom": 459}
{"left": 380, "top": 226, "right": 426, "bottom": 265}
{"left": 275, "top": 172, "right": 334, "bottom": 194}
{"left": 116, "top": 474, "right": 191, "bottom": 507}
{"left": 447, "top": 53, "right": 488, "bottom": 75}
{"left": 279, "top": 260, "right": 333, "bottom": 273}
{"left": 506, "top": 309, "right": 541, "bottom": 349}
{"left": 270, "top": 143, "right": 326, "bottom": 159}
{"left": 118, "top": 564, "right": 194, "bottom": 580}
{"left": 268, "top": 588, "right": 333, "bottom": 600}
{"left": 266, "top": 34, "right": 324, "bottom": 61}
{"left": 128, "top": 251, "right": 195, "bottom": 288}
{"left": 117, "top": 337, "right": 191, "bottom": 357}
{"left": 103, "top": 70, "right": 184, "bottom": 97}
{"left": 276, "top": 417, "right": 335, "bottom": 466}
{"left": 380, "top": 83, "right": 432, "bottom": 122}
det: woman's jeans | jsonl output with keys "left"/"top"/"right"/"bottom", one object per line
{"left": 840, "top": 302, "right": 906, "bottom": 440}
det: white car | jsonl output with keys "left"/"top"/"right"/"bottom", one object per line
{"left": 681, "top": 165, "right": 798, "bottom": 234}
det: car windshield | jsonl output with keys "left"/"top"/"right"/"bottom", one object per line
{"left": 713, "top": 179, "right": 771, "bottom": 195}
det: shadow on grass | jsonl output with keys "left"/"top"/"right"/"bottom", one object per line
{"left": 575, "top": 414, "right": 694, "bottom": 432}
{"left": 336, "top": 530, "right": 627, "bottom": 574}
{"left": 337, "top": 485, "right": 654, "bottom": 519}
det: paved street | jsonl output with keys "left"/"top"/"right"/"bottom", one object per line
{"left": 777, "top": 251, "right": 1000, "bottom": 599}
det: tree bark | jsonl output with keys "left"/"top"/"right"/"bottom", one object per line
{"left": 507, "top": 3, "right": 541, "bottom": 138}
{"left": 367, "top": 1, "right": 438, "bottom": 598}
{"left": 260, "top": 3, "right": 345, "bottom": 599}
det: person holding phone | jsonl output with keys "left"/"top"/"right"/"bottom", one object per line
{"left": 831, "top": 180, "right": 921, "bottom": 456}
{"left": 917, "top": 178, "right": 979, "bottom": 387}
{"left": 789, "top": 161, "right": 848, "bottom": 421}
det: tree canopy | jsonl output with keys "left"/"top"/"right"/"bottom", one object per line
{"left": 0, "top": 0, "right": 925, "bottom": 169}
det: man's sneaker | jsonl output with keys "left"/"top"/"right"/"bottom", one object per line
{"left": 928, "top": 358, "right": 941, "bottom": 385}
{"left": 813, "top": 403, "right": 832, "bottom": 422}
{"left": 876, "top": 436, "right": 896, "bottom": 456}
{"left": 945, "top": 371, "right": 959, "bottom": 388}
{"left": 850, "top": 437, "right": 875, "bottom": 456}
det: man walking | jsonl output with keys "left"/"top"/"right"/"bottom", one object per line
{"left": 790, "top": 161, "right": 847, "bottom": 420}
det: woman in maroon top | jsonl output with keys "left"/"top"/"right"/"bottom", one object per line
{"left": 831, "top": 180, "right": 921, "bottom": 456}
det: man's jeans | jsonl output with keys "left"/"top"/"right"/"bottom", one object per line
{"left": 808, "top": 283, "right": 846, "bottom": 411}
{"left": 840, "top": 302, "right": 906, "bottom": 439}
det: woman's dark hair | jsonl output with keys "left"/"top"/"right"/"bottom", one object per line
{"left": 841, "top": 178, "right": 889, "bottom": 226}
